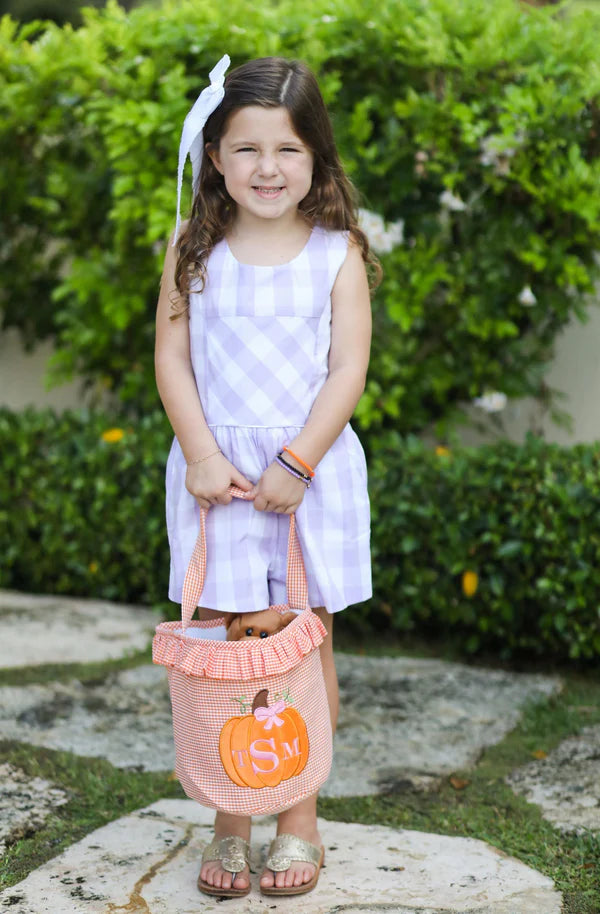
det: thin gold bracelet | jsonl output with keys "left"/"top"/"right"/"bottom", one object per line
{"left": 186, "top": 448, "right": 222, "bottom": 467}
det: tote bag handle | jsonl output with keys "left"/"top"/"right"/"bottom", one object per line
{"left": 180, "top": 485, "right": 309, "bottom": 633}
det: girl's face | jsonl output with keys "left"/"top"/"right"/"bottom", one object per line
{"left": 207, "top": 106, "right": 314, "bottom": 227}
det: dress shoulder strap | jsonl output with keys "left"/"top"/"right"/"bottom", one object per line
{"left": 311, "top": 226, "right": 350, "bottom": 290}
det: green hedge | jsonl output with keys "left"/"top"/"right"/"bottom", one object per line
{"left": 0, "top": 408, "right": 172, "bottom": 604}
{"left": 2, "top": 408, "right": 599, "bottom": 661}
{"left": 3, "top": 0, "right": 600, "bottom": 438}
{"left": 370, "top": 433, "right": 600, "bottom": 660}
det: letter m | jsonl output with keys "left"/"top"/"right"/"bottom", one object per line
{"left": 282, "top": 738, "right": 301, "bottom": 760}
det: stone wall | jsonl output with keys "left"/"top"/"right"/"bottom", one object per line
{"left": 0, "top": 329, "right": 84, "bottom": 412}
{"left": 460, "top": 302, "right": 600, "bottom": 446}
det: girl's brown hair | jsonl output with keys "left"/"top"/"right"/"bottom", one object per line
{"left": 173, "top": 57, "right": 380, "bottom": 316}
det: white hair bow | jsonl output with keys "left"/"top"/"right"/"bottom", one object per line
{"left": 173, "top": 53, "right": 231, "bottom": 246}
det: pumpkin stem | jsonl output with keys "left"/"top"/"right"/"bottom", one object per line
{"left": 252, "top": 689, "right": 269, "bottom": 713}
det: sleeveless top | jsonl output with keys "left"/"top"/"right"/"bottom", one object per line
{"left": 189, "top": 225, "right": 348, "bottom": 428}
{"left": 165, "top": 224, "right": 372, "bottom": 613}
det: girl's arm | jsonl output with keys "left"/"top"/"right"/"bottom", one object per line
{"left": 155, "top": 236, "right": 253, "bottom": 508}
{"left": 252, "top": 241, "right": 371, "bottom": 513}
{"left": 287, "top": 240, "right": 372, "bottom": 465}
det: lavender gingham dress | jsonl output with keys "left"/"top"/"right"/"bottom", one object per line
{"left": 166, "top": 224, "right": 371, "bottom": 613}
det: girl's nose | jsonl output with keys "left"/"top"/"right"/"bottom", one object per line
{"left": 257, "top": 153, "right": 278, "bottom": 176}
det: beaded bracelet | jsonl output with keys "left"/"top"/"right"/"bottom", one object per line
{"left": 283, "top": 445, "right": 315, "bottom": 477}
{"left": 275, "top": 453, "right": 312, "bottom": 488}
{"left": 186, "top": 448, "right": 221, "bottom": 467}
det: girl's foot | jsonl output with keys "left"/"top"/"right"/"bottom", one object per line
{"left": 199, "top": 812, "right": 252, "bottom": 894}
{"left": 260, "top": 803, "right": 322, "bottom": 892}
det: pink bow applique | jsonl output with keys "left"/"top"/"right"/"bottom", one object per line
{"left": 254, "top": 700, "right": 286, "bottom": 730}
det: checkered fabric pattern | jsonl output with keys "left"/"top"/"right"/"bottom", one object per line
{"left": 189, "top": 228, "right": 334, "bottom": 428}
{"left": 154, "top": 490, "right": 333, "bottom": 815}
{"left": 163, "top": 650, "right": 332, "bottom": 816}
{"left": 166, "top": 226, "right": 372, "bottom": 614}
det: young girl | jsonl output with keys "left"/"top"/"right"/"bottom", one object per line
{"left": 155, "top": 54, "right": 378, "bottom": 898}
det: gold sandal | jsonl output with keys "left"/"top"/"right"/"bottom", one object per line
{"left": 198, "top": 835, "right": 252, "bottom": 898}
{"left": 260, "top": 833, "right": 325, "bottom": 896}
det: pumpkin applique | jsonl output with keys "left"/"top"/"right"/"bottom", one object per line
{"left": 219, "top": 689, "right": 310, "bottom": 789}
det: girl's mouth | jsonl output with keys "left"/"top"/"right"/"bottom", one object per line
{"left": 253, "top": 186, "right": 284, "bottom": 198}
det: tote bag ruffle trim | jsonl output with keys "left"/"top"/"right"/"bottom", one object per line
{"left": 153, "top": 609, "right": 327, "bottom": 680}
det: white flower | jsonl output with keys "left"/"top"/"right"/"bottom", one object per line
{"left": 493, "top": 158, "right": 511, "bottom": 176}
{"left": 480, "top": 136, "right": 514, "bottom": 165}
{"left": 440, "top": 189, "right": 467, "bottom": 212}
{"left": 384, "top": 220, "right": 404, "bottom": 248}
{"left": 414, "top": 150, "right": 429, "bottom": 177}
{"left": 357, "top": 209, "right": 404, "bottom": 253}
{"left": 473, "top": 392, "right": 508, "bottom": 413}
{"left": 479, "top": 146, "right": 512, "bottom": 175}
{"left": 518, "top": 285, "right": 537, "bottom": 307}
{"left": 321, "top": 14, "right": 337, "bottom": 23}
{"left": 479, "top": 133, "right": 524, "bottom": 175}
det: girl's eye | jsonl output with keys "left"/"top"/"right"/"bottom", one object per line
{"left": 259, "top": 630, "right": 269, "bottom": 638}
{"left": 245, "top": 627, "right": 254, "bottom": 636}
{"left": 236, "top": 147, "right": 256, "bottom": 153}
{"left": 281, "top": 147, "right": 300, "bottom": 153}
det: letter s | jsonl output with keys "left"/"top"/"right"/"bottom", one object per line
{"left": 250, "top": 738, "right": 279, "bottom": 775}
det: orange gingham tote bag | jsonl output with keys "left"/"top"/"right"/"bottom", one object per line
{"left": 153, "top": 488, "right": 333, "bottom": 815}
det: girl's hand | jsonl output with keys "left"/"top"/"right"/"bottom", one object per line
{"left": 185, "top": 454, "right": 254, "bottom": 510}
{"left": 251, "top": 461, "right": 308, "bottom": 514}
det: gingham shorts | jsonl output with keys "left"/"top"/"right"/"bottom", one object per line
{"left": 166, "top": 424, "right": 372, "bottom": 614}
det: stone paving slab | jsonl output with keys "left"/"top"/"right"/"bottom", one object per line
{"left": 507, "top": 723, "right": 600, "bottom": 834}
{"left": 334, "top": 654, "right": 560, "bottom": 794}
{"left": 0, "top": 590, "right": 158, "bottom": 668}
{"left": 0, "top": 666, "right": 172, "bottom": 771}
{"left": 0, "top": 658, "right": 560, "bottom": 796}
{"left": 0, "top": 763, "right": 69, "bottom": 855}
{"left": 0, "top": 799, "right": 562, "bottom": 914}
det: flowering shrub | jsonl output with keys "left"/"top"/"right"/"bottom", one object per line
{"left": 369, "top": 432, "right": 600, "bottom": 660}
{"left": 2, "top": 0, "right": 600, "bottom": 438}
{"left": 0, "top": 408, "right": 172, "bottom": 605}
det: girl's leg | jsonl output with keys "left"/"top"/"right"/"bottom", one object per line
{"left": 195, "top": 607, "right": 252, "bottom": 892}
{"left": 260, "top": 606, "right": 338, "bottom": 891}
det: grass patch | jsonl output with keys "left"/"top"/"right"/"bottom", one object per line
{"left": 1, "top": 634, "right": 598, "bottom": 911}
{"left": 0, "top": 741, "right": 185, "bottom": 890}
{"left": 0, "top": 647, "right": 152, "bottom": 687}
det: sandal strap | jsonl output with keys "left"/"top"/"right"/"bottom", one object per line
{"left": 265, "top": 834, "right": 322, "bottom": 872}
{"left": 201, "top": 836, "right": 251, "bottom": 874}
